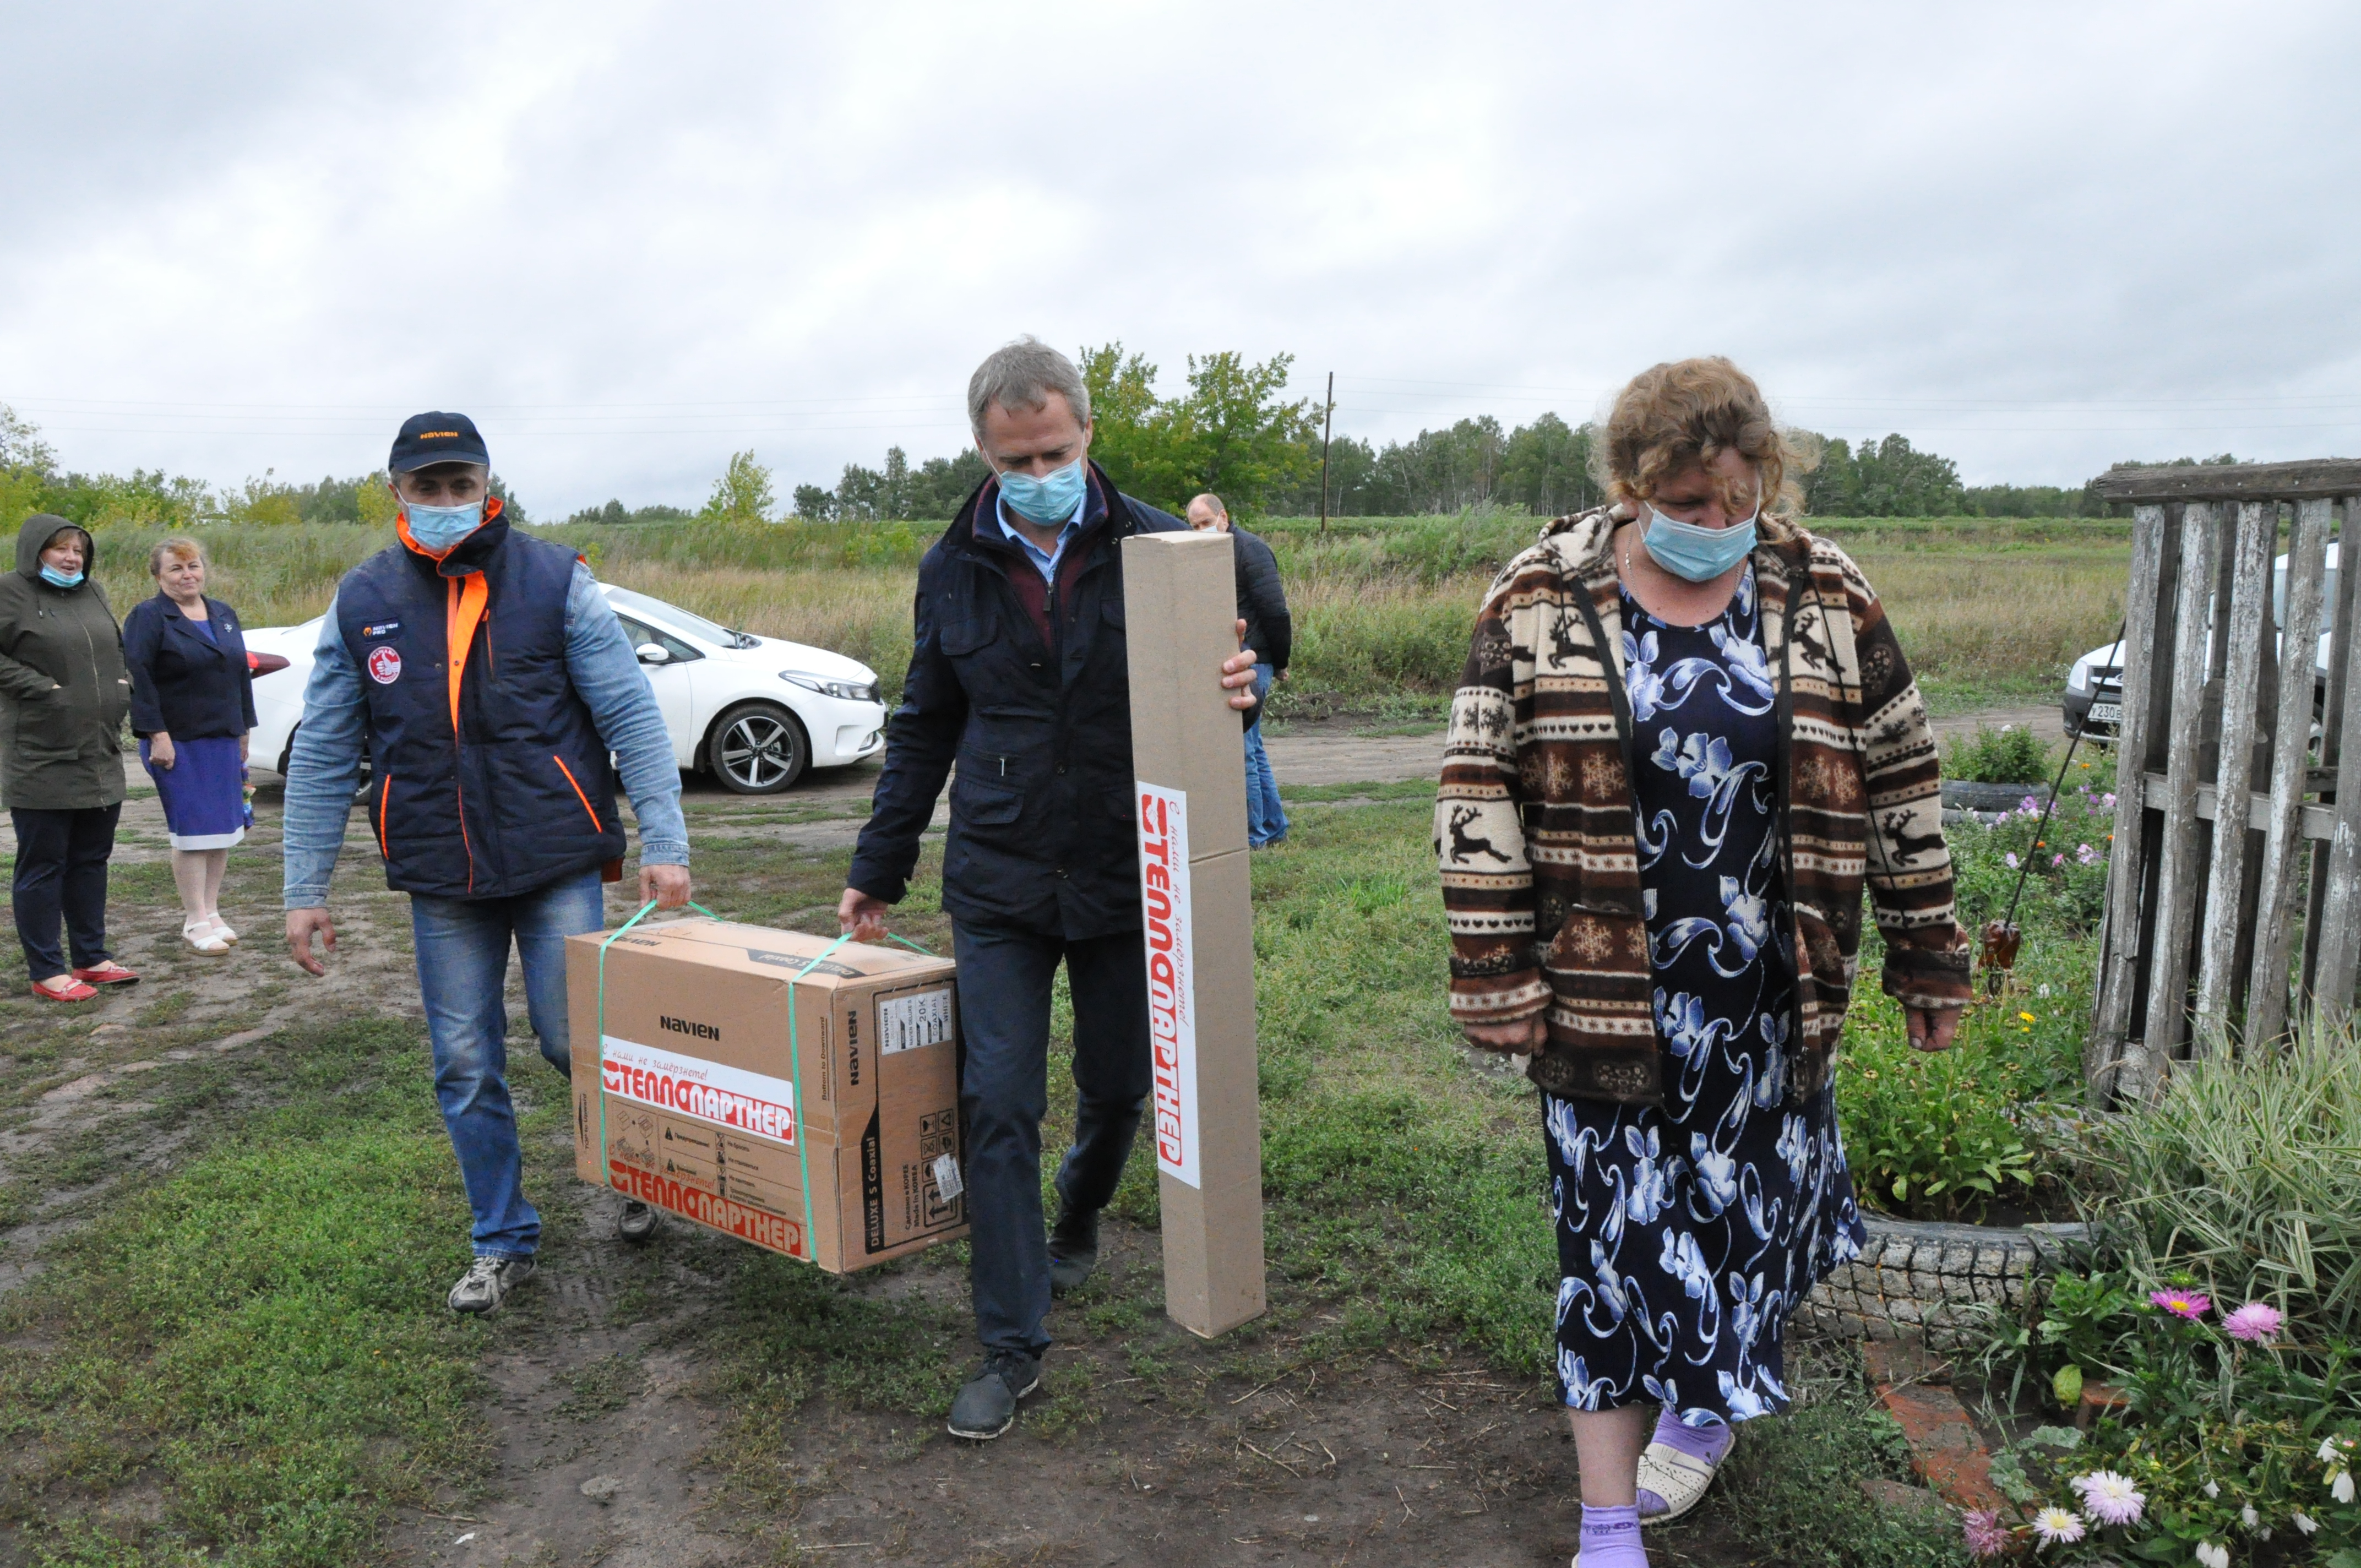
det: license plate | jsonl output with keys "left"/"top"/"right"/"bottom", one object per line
{"left": 2087, "top": 703, "right": 2123, "bottom": 724}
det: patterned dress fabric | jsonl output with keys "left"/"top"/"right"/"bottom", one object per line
{"left": 1546, "top": 568, "right": 1865, "bottom": 1427}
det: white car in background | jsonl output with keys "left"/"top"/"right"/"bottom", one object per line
{"left": 244, "top": 583, "right": 888, "bottom": 794}
{"left": 2065, "top": 542, "right": 2338, "bottom": 741}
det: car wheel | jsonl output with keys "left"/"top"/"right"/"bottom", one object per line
{"left": 278, "top": 722, "right": 373, "bottom": 797}
{"left": 708, "top": 703, "right": 810, "bottom": 794}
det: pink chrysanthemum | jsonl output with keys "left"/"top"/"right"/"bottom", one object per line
{"left": 1962, "top": 1509, "right": 2013, "bottom": 1558}
{"left": 2150, "top": 1288, "right": 2212, "bottom": 1320}
{"left": 2071, "top": 1469, "right": 2147, "bottom": 1526}
{"left": 2223, "top": 1302, "right": 2284, "bottom": 1343}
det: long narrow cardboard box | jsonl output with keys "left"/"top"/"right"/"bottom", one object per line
{"left": 1122, "top": 528, "right": 1267, "bottom": 1337}
{"left": 565, "top": 919, "right": 969, "bottom": 1272}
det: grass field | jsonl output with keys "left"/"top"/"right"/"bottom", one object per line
{"left": 0, "top": 785, "right": 1970, "bottom": 1566}
{"left": 73, "top": 509, "right": 2129, "bottom": 723}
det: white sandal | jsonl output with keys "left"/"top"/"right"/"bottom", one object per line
{"left": 206, "top": 916, "right": 239, "bottom": 945}
{"left": 1636, "top": 1430, "right": 1734, "bottom": 1524}
{"left": 183, "top": 921, "right": 231, "bottom": 956}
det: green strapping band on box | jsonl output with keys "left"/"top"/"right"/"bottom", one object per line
{"left": 595, "top": 903, "right": 937, "bottom": 1266}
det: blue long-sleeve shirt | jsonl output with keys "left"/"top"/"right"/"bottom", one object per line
{"left": 282, "top": 562, "right": 688, "bottom": 908}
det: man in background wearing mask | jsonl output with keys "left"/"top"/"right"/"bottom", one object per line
{"left": 281, "top": 412, "right": 691, "bottom": 1315}
{"left": 1184, "top": 491, "right": 1292, "bottom": 848}
{"left": 840, "top": 339, "right": 1261, "bottom": 1441}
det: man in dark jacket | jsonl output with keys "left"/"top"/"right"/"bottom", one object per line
{"left": 838, "top": 338, "right": 1260, "bottom": 1440}
{"left": 0, "top": 515, "right": 139, "bottom": 998}
{"left": 1187, "top": 492, "right": 1292, "bottom": 847}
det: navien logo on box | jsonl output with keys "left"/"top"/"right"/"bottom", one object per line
{"left": 659, "top": 1014, "right": 721, "bottom": 1041}
{"left": 601, "top": 1035, "right": 797, "bottom": 1145}
{"left": 1137, "top": 782, "right": 1200, "bottom": 1188}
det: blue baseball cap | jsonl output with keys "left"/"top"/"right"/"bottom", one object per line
{"left": 389, "top": 411, "right": 490, "bottom": 473}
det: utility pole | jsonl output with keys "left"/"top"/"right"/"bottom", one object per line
{"left": 1317, "top": 371, "right": 1335, "bottom": 536}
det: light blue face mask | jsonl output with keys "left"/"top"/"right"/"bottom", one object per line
{"left": 1641, "top": 507, "right": 1758, "bottom": 582}
{"left": 997, "top": 459, "right": 1086, "bottom": 526}
{"left": 38, "top": 563, "right": 85, "bottom": 589}
{"left": 404, "top": 500, "right": 485, "bottom": 552}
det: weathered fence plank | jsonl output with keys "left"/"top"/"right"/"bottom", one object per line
{"left": 2315, "top": 502, "right": 2361, "bottom": 1022}
{"left": 2134, "top": 504, "right": 2223, "bottom": 1087}
{"left": 2091, "top": 504, "right": 2168, "bottom": 1092}
{"left": 2192, "top": 503, "right": 2274, "bottom": 1045}
{"left": 2246, "top": 498, "right": 2331, "bottom": 1045}
{"left": 2303, "top": 499, "right": 2360, "bottom": 999}
{"left": 2096, "top": 459, "right": 2361, "bottom": 504}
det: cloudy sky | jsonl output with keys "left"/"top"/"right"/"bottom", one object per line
{"left": 4, "top": 1, "right": 2356, "bottom": 515}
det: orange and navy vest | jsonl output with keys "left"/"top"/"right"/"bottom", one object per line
{"left": 335, "top": 509, "right": 624, "bottom": 899}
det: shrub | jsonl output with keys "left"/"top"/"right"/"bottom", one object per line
{"left": 1945, "top": 723, "right": 2055, "bottom": 783}
{"left": 2078, "top": 1019, "right": 2361, "bottom": 1341}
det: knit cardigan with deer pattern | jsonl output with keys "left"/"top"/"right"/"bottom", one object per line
{"left": 1437, "top": 505, "right": 1972, "bottom": 1108}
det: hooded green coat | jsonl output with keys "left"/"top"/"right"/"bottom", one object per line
{"left": 0, "top": 514, "right": 129, "bottom": 811}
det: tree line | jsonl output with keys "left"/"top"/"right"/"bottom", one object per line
{"left": 0, "top": 396, "right": 2244, "bottom": 531}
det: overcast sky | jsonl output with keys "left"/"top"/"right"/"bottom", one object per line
{"left": 4, "top": 1, "right": 2356, "bottom": 515}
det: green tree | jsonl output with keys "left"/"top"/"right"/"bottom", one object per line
{"left": 1161, "top": 351, "right": 1319, "bottom": 514}
{"left": 791, "top": 483, "right": 835, "bottom": 521}
{"left": 1498, "top": 413, "right": 1599, "bottom": 517}
{"left": 0, "top": 402, "right": 54, "bottom": 526}
{"left": 1076, "top": 342, "right": 1175, "bottom": 500}
{"left": 701, "top": 450, "right": 777, "bottom": 524}
{"left": 1801, "top": 432, "right": 1963, "bottom": 517}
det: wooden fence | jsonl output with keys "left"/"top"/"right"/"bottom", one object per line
{"left": 2086, "top": 459, "right": 2361, "bottom": 1104}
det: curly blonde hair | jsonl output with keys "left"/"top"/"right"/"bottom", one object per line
{"left": 1592, "top": 357, "right": 1813, "bottom": 519}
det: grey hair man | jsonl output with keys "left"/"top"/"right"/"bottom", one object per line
{"left": 1185, "top": 493, "right": 1292, "bottom": 847}
{"left": 839, "top": 338, "right": 1261, "bottom": 1440}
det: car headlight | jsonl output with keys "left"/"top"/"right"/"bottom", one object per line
{"left": 2068, "top": 664, "right": 2089, "bottom": 695}
{"left": 781, "top": 671, "right": 881, "bottom": 703}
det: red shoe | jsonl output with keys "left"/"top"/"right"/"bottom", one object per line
{"left": 71, "top": 962, "right": 139, "bottom": 986}
{"left": 32, "top": 977, "right": 100, "bottom": 1001}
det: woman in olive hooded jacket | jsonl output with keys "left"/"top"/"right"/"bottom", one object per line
{"left": 0, "top": 514, "right": 138, "bottom": 999}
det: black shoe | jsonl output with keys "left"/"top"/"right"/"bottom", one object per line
{"left": 1048, "top": 1201, "right": 1100, "bottom": 1297}
{"left": 946, "top": 1349, "right": 1041, "bottom": 1440}
{"left": 618, "top": 1199, "right": 660, "bottom": 1243}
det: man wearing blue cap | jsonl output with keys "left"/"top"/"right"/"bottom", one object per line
{"left": 281, "top": 413, "right": 691, "bottom": 1314}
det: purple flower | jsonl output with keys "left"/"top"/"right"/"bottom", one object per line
{"left": 1962, "top": 1509, "right": 2012, "bottom": 1558}
{"left": 2052, "top": 853, "right": 2066, "bottom": 868}
{"left": 2071, "top": 1469, "right": 2147, "bottom": 1526}
{"left": 2076, "top": 843, "right": 2099, "bottom": 865}
{"left": 2021, "top": 796, "right": 2041, "bottom": 814}
{"left": 2102, "top": 791, "right": 2118, "bottom": 808}
{"left": 2223, "top": 1302, "right": 2284, "bottom": 1343}
{"left": 2005, "top": 852, "right": 2021, "bottom": 869}
{"left": 2151, "top": 1288, "right": 2212, "bottom": 1320}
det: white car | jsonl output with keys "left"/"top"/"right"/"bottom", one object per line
{"left": 245, "top": 582, "right": 888, "bottom": 794}
{"left": 2065, "top": 542, "right": 2338, "bottom": 741}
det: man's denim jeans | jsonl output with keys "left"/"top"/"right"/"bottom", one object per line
{"left": 1246, "top": 664, "right": 1287, "bottom": 846}
{"left": 953, "top": 923, "right": 1151, "bottom": 1355}
{"left": 411, "top": 869, "right": 606, "bottom": 1259}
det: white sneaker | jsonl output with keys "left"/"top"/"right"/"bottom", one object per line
{"left": 183, "top": 921, "right": 231, "bottom": 956}
{"left": 447, "top": 1254, "right": 537, "bottom": 1314}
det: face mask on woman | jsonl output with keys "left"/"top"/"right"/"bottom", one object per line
{"left": 404, "top": 500, "right": 485, "bottom": 552}
{"left": 1641, "top": 506, "right": 1758, "bottom": 582}
{"left": 38, "top": 563, "right": 85, "bottom": 589}
{"left": 997, "top": 460, "right": 1086, "bottom": 525}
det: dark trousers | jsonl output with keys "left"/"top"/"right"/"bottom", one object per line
{"left": 11, "top": 804, "right": 121, "bottom": 982}
{"left": 953, "top": 923, "right": 1151, "bottom": 1355}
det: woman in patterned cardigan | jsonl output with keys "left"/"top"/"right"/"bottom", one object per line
{"left": 1437, "top": 358, "right": 1971, "bottom": 1567}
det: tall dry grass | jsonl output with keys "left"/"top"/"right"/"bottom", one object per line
{"left": 61, "top": 512, "right": 2132, "bottom": 708}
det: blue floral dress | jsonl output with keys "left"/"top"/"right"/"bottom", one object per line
{"left": 1544, "top": 564, "right": 1865, "bottom": 1427}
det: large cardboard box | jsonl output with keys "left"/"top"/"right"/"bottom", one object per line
{"left": 1122, "top": 529, "right": 1268, "bottom": 1337}
{"left": 565, "top": 919, "right": 968, "bottom": 1272}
